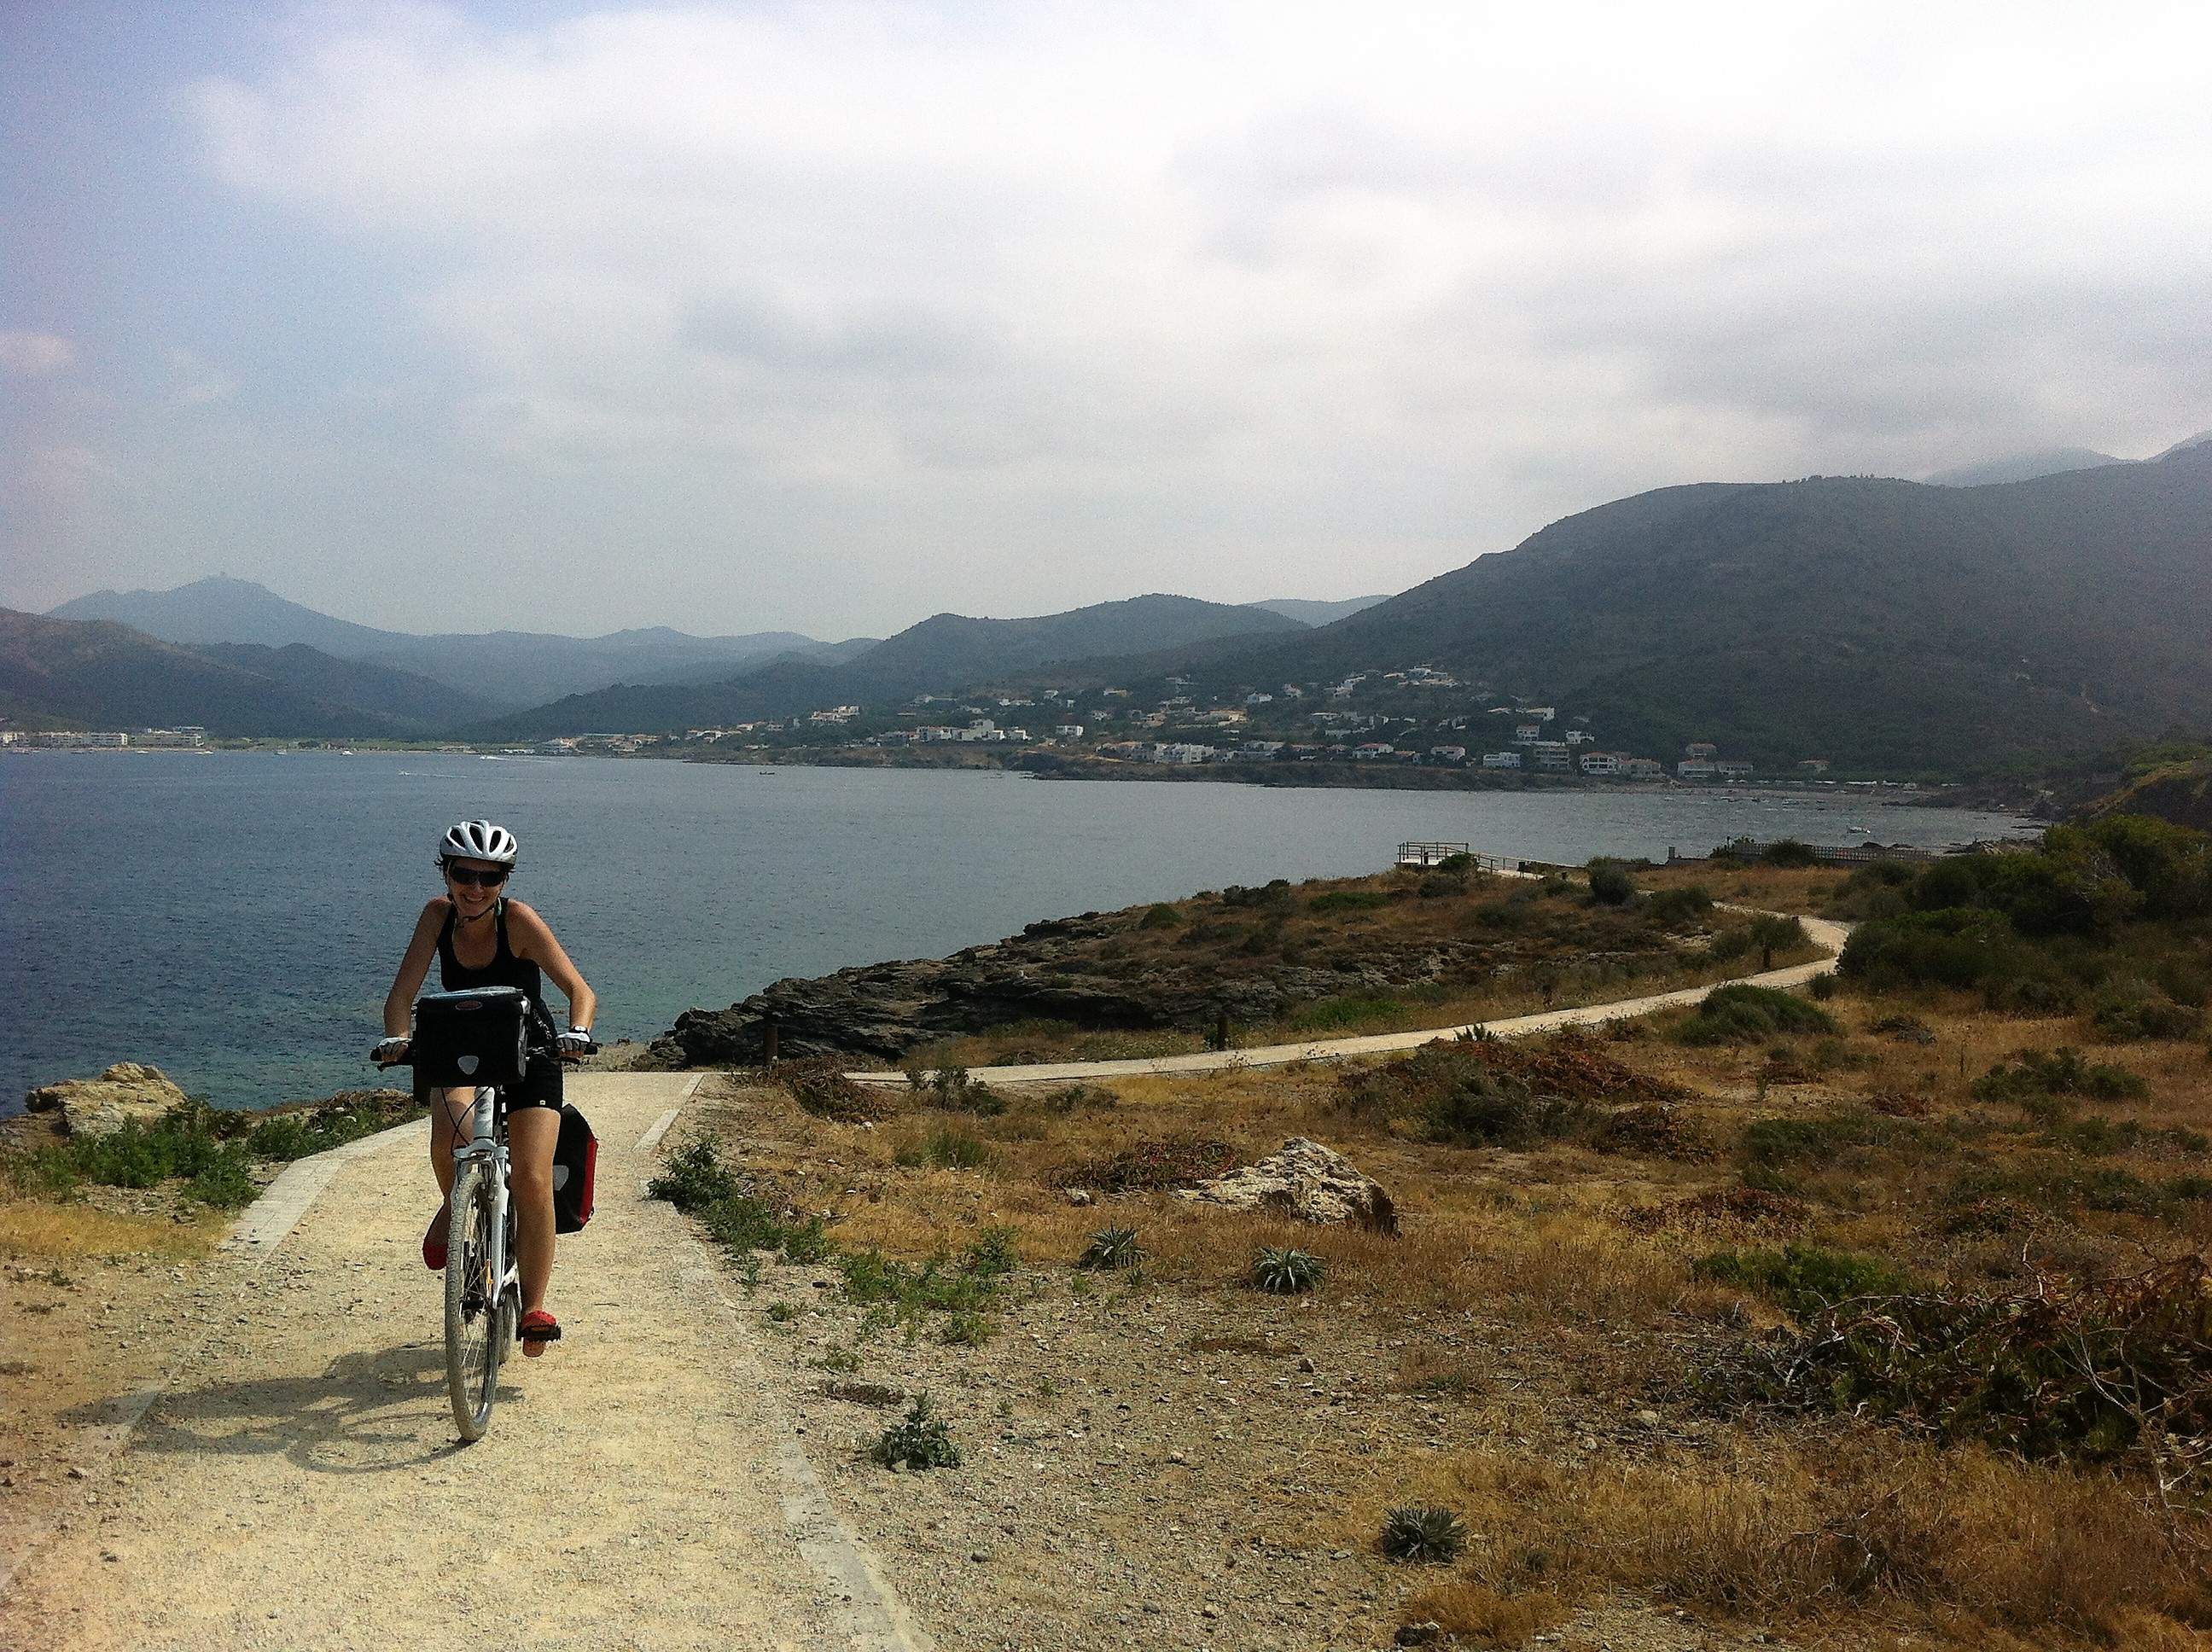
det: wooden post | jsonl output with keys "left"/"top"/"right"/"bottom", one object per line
{"left": 762, "top": 1015, "right": 779, "bottom": 1066}
{"left": 1214, "top": 1009, "right": 1231, "bottom": 1051}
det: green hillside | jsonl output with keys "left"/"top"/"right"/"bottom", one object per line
{"left": 0, "top": 610, "right": 416, "bottom": 738}
{"left": 1170, "top": 447, "right": 2212, "bottom": 772}
{"left": 480, "top": 593, "right": 1306, "bottom": 738}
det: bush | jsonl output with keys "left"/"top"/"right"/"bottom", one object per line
{"left": 871, "top": 1393, "right": 963, "bottom": 1470}
{"left": 910, "top": 1066, "right": 1006, "bottom": 1115}
{"left": 1290, "top": 992, "right": 1408, "bottom": 1033}
{"left": 1715, "top": 1256, "right": 2212, "bottom": 1467}
{"left": 1749, "top": 914, "right": 1807, "bottom": 966}
{"left": 1643, "top": 886, "right": 1713, "bottom": 928}
{"left": 1693, "top": 1242, "right": 1918, "bottom": 1316}
{"left": 1221, "top": 879, "right": 1294, "bottom": 910}
{"left": 1738, "top": 1107, "right": 1942, "bottom": 1169}
{"left": 1051, "top": 1137, "right": 1233, "bottom": 1192}
{"left": 1308, "top": 889, "right": 1394, "bottom": 915}
{"left": 777, "top": 1056, "right": 888, "bottom": 1123}
{"left": 14, "top": 1105, "right": 263, "bottom": 1209}
{"left": 1138, "top": 903, "right": 1182, "bottom": 929}
{"left": 2089, "top": 986, "right": 2202, "bottom": 1041}
{"left": 1761, "top": 839, "right": 1819, "bottom": 868}
{"left": 1586, "top": 858, "right": 1638, "bottom": 905}
{"left": 649, "top": 1138, "right": 831, "bottom": 1260}
{"left": 1675, "top": 985, "right": 1837, "bottom": 1044}
{"left": 895, "top": 1126, "right": 995, "bottom": 1171}
{"left": 1970, "top": 1047, "right": 2146, "bottom": 1108}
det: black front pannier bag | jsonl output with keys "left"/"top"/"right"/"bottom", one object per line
{"left": 411, "top": 986, "right": 533, "bottom": 1089}
{"left": 552, "top": 1103, "right": 597, "bottom": 1233}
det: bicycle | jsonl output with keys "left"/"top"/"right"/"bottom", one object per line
{"left": 375, "top": 986, "right": 593, "bottom": 1441}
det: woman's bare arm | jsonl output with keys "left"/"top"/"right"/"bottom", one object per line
{"left": 505, "top": 900, "right": 597, "bottom": 1032}
{"left": 383, "top": 900, "right": 450, "bottom": 1036}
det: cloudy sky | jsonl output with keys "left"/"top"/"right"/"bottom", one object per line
{"left": 6, "top": 2, "right": 2209, "bottom": 639}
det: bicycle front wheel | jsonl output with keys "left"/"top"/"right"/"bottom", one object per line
{"left": 445, "top": 1160, "right": 504, "bottom": 1440}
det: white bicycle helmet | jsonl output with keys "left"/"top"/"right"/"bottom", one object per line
{"left": 437, "top": 818, "right": 518, "bottom": 867}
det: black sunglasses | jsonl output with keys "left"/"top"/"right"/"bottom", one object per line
{"left": 444, "top": 865, "right": 509, "bottom": 887}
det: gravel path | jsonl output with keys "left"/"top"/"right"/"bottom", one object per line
{"left": 850, "top": 917, "right": 1849, "bottom": 1087}
{"left": 9, "top": 1073, "right": 926, "bottom": 1652}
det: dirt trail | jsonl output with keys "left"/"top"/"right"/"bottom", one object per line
{"left": 853, "top": 915, "right": 1851, "bottom": 1087}
{"left": 9, "top": 1074, "right": 923, "bottom": 1652}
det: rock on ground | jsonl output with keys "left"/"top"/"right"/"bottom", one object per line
{"left": 23, "top": 1062, "right": 190, "bottom": 1137}
{"left": 1178, "top": 1136, "right": 1398, "bottom": 1232}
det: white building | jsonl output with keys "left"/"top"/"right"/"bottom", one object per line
{"left": 1152, "top": 742, "right": 1214, "bottom": 764}
{"left": 1620, "top": 757, "right": 1664, "bottom": 778}
{"left": 1579, "top": 751, "right": 1622, "bottom": 775}
{"left": 1481, "top": 751, "right": 1522, "bottom": 769}
{"left": 1715, "top": 759, "right": 1755, "bottom": 778}
{"left": 1678, "top": 759, "right": 1718, "bottom": 779}
{"left": 1054, "top": 724, "right": 1086, "bottom": 738}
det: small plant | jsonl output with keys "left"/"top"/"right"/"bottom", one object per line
{"left": 940, "top": 1312, "right": 992, "bottom": 1347}
{"left": 812, "top": 1341, "right": 863, "bottom": 1373}
{"left": 1078, "top": 1224, "right": 1144, "bottom": 1270}
{"left": 1380, "top": 1505, "right": 1470, "bottom": 1563}
{"left": 1251, "top": 1246, "right": 1324, "bottom": 1294}
{"left": 871, "top": 1393, "right": 963, "bottom": 1470}
{"left": 1675, "top": 983, "right": 1836, "bottom": 1044}
{"left": 765, "top": 1300, "right": 798, "bottom": 1323}
{"left": 1138, "top": 902, "right": 1183, "bottom": 929}
{"left": 963, "top": 1223, "right": 1022, "bottom": 1277}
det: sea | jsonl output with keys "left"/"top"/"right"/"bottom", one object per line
{"left": 0, "top": 752, "right": 2036, "bottom": 1114}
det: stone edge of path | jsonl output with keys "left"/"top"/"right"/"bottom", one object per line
{"left": 846, "top": 912, "right": 1852, "bottom": 1087}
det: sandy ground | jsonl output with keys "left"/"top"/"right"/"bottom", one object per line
{"left": 4, "top": 1074, "right": 917, "bottom": 1652}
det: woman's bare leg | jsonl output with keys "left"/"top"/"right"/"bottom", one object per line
{"left": 506, "top": 1107, "right": 561, "bottom": 1315}
{"left": 426, "top": 1087, "right": 475, "bottom": 1213}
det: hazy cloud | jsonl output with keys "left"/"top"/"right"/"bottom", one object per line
{"left": 9, "top": 2, "right": 2210, "bottom": 631}
{"left": 0, "top": 330, "right": 76, "bottom": 376}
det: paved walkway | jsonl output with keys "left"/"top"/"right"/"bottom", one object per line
{"left": 14, "top": 1073, "right": 928, "bottom": 1652}
{"left": 849, "top": 916, "right": 1850, "bottom": 1088}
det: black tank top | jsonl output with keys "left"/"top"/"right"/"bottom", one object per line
{"left": 437, "top": 903, "right": 553, "bottom": 1038}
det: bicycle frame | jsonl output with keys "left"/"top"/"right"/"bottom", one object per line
{"left": 451, "top": 1086, "right": 521, "bottom": 1360}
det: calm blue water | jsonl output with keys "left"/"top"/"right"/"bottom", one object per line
{"left": 0, "top": 753, "right": 2032, "bottom": 1112}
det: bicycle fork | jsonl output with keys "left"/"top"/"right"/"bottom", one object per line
{"left": 456, "top": 1090, "right": 521, "bottom": 1349}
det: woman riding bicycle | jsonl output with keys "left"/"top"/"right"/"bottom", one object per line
{"left": 376, "top": 819, "right": 596, "bottom": 1358}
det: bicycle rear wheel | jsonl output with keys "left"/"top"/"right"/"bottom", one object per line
{"left": 445, "top": 1160, "right": 504, "bottom": 1440}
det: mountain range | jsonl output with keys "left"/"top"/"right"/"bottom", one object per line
{"left": 16, "top": 439, "right": 2212, "bottom": 771}
{"left": 47, "top": 577, "right": 857, "bottom": 711}
{"left": 1121, "top": 441, "right": 2212, "bottom": 771}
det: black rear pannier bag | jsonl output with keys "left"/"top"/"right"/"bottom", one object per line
{"left": 411, "top": 986, "right": 533, "bottom": 1089}
{"left": 552, "top": 1103, "right": 597, "bottom": 1233}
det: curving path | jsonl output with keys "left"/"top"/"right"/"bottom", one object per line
{"left": 9, "top": 1073, "right": 930, "bottom": 1652}
{"left": 847, "top": 915, "right": 1850, "bottom": 1088}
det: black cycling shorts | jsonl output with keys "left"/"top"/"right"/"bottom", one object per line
{"left": 416, "top": 1050, "right": 565, "bottom": 1114}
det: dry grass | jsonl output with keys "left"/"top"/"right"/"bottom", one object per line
{"left": 1358, "top": 1432, "right": 2212, "bottom": 1645}
{"left": 1398, "top": 1580, "right": 1571, "bottom": 1646}
{"left": 0, "top": 1195, "right": 224, "bottom": 1259}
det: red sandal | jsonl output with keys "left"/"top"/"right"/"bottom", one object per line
{"left": 422, "top": 1211, "right": 447, "bottom": 1271}
{"left": 519, "top": 1309, "right": 562, "bottom": 1357}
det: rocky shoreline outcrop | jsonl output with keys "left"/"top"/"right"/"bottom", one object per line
{"left": 24, "top": 1062, "right": 190, "bottom": 1137}
{"left": 653, "top": 914, "right": 1486, "bottom": 1067}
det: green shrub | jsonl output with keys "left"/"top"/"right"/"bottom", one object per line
{"left": 1138, "top": 903, "right": 1183, "bottom": 929}
{"left": 2089, "top": 988, "right": 2201, "bottom": 1042}
{"left": 939, "top": 1312, "right": 992, "bottom": 1347}
{"left": 649, "top": 1138, "right": 834, "bottom": 1260}
{"left": 962, "top": 1223, "right": 1021, "bottom": 1277}
{"left": 896, "top": 1126, "right": 995, "bottom": 1171}
{"left": 1749, "top": 914, "right": 1807, "bottom": 966}
{"left": 1738, "top": 1108, "right": 1936, "bottom": 1168}
{"left": 1221, "top": 879, "right": 1295, "bottom": 910}
{"left": 1585, "top": 858, "right": 1637, "bottom": 905}
{"left": 1307, "top": 889, "right": 1393, "bottom": 915}
{"left": 1290, "top": 992, "right": 1409, "bottom": 1033}
{"left": 1970, "top": 1047, "right": 2146, "bottom": 1108}
{"left": 1675, "top": 985, "right": 1836, "bottom": 1044}
{"left": 1761, "top": 839, "right": 1819, "bottom": 868}
{"left": 1694, "top": 1242, "right": 1918, "bottom": 1315}
{"left": 1644, "top": 886, "right": 1713, "bottom": 928}
{"left": 871, "top": 1393, "right": 963, "bottom": 1469}
{"left": 1423, "top": 1068, "right": 1596, "bottom": 1149}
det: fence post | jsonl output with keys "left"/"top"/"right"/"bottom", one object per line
{"left": 762, "top": 1014, "right": 779, "bottom": 1065}
{"left": 1214, "top": 1009, "right": 1231, "bottom": 1051}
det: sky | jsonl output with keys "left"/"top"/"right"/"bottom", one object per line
{"left": 5, "top": 1, "right": 2210, "bottom": 640}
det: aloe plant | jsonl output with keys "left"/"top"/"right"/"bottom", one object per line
{"left": 1078, "top": 1224, "right": 1144, "bottom": 1270}
{"left": 1380, "top": 1504, "right": 1469, "bottom": 1562}
{"left": 1251, "top": 1245, "right": 1324, "bottom": 1294}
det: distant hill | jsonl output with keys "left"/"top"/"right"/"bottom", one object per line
{"left": 2079, "top": 759, "right": 2212, "bottom": 834}
{"left": 48, "top": 578, "right": 838, "bottom": 711}
{"left": 1249, "top": 595, "right": 1389, "bottom": 625}
{"left": 1143, "top": 444, "right": 2212, "bottom": 773}
{"left": 0, "top": 609, "right": 422, "bottom": 737}
{"left": 1926, "top": 448, "right": 2126, "bottom": 487}
{"left": 481, "top": 594, "right": 1309, "bottom": 737}
{"left": 189, "top": 643, "right": 498, "bottom": 733}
